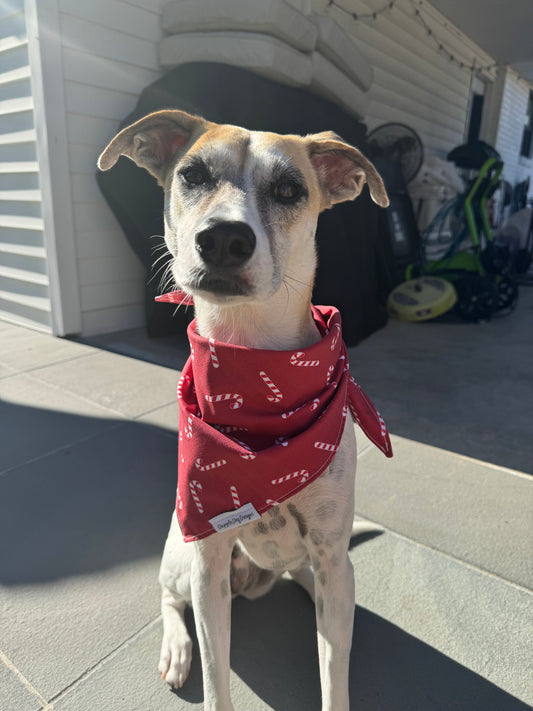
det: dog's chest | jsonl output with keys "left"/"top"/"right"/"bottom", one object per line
{"left": 237, "top": 500, "right": 309, "bottom": 571}
{"left": 235, "top": 441, "right": 353, "bottom": 571}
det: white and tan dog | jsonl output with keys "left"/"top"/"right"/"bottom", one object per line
{"left": 99, "top": 110, "right": 389, "bottom": 711}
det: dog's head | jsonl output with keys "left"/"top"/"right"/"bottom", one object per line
{"left": 98, "top": 110, "right": 388, "bottom": 305}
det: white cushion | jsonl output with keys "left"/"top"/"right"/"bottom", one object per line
{"left": 311, "top": 53, "right": 370, "bottom": 120}
{"left": 160, "top": 32, "right": 313, "bottom": 87}
{"left": 162, "top": 0, "right": 318, "bottom": 52}
{"left": 311, "top": 14, "right": 373, "bottom": 91}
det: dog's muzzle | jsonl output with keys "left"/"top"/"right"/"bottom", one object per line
{"left": 195, "top": 221, "right": 256, "bottom": 270}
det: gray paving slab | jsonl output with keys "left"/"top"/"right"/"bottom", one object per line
{"left": 383, "top": 404, "right": 531, "bottom": 475}
{"left": 50, "top": 535, "right": 531, "bottom": 711}
{"left": 0, "top": 288, "right": 530, "bottom": 710}
{"left": 0, "top": 372, "right": 124, "bottom": 474}
{"left": 0, "top": 361, "right": 17, "bottom": 379}
{"left": 136, "top": 401, "right": 180, "bottom": 433}
{"left": 348, "top": 287, "right": 533, "bottom": 473}
{"left": 30, "top": 350, "right": 180, "bottom": 418}
{"left": 0, "top": 423, "right": 178, "bottom": 700}
{"left": 350, "top": 530, "right": 533, "bottom": 706}
{"left": 52, "top": 590, "right": 318, "bottom": 711}
{"left": 83, "top": 326, "right": 191, "bottom": 372}
{"left": 0, "top": 658, "right": 44, "bottom": 711}
{"left": 355, "top": 434, "right": 533, "bottom": 589}
{"left": 0, "top": 324, "right": 94, "bottom": 373}
{"left": 0, "top": 319, "right": 16, "bottom": 331}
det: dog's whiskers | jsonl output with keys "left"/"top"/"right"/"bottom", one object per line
{"left": 158, "top": 262, "right": 177, "bottom": 296}
{"left": 149, "top": 253, "right": 173, "bottom": 281}
{"left": 284, "top": 274, "right": 314, "bottom": 290}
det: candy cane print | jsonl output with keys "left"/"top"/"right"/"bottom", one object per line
{"left": 230, "top": 437, "right": 256, "bottom": 460}
{"left": 310, "top": 398, "right": 320, "bottom": 412}
{"left": 377, "top": 410, "right": 388, "bottom": 440}
{"left": 348, "top": 378, "right": 363, "bottom": 424}
{"left": 230, "top": 485, "right": 241, "bottom": 509}
{"left": 184, "top": 415, "right": 194, "bottom": 439}
{"left": 189, "top": 480, "right": 203, "bottom": 513}
{"left": 314, "top": 441, "right": 338, "bottom": 452}
{"left": 208, "top": 338, "right": 220, "bottom": 369}
{"left": 326, "top": 365, "right": 335, "bottom": 384}
{"left": 290, "top": 351, "right": 320, "bottom": 367}
{"left": 259, "top": 370, "right": 283, "bottom": 402}
{"left": 330, "top": 322, "right": 341, "bottom": 351}
{"left": 194, "top": 457, "right": 227, "bottom": 472}
{"left": 281, "top": 404, "right": 304, "bottom": 419}
{"left": 213, "top": 424, "right": 249, "bottom": 434}
{"left": 349, "top": 400, "right": 362, "bottom": 425}
{"left": 177, "top": 374, "right": 188, "bottom": 401}
{"left": 177, "top": 488, "right": 184, "bottom": 510}
{"left": 272, "top": 470, "right": 309, "bottom": 485}
{"left": 266, "top": 499, "right": 279, "bottom": 506}
{"left": 275, "top": 436, "right": 288, "bottom": 447}
{"left": 205, "top": 393, "right": 243, "bottom": 410}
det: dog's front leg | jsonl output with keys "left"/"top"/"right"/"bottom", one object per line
{"left": 191, "top": 535, "right": 235, "bottom": 711}
{"left": 315, "top": 550, "right": 355, "bottom": 711}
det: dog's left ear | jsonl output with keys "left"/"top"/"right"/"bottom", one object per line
{"left": 307, "top": 132, "right": 389, "bottom": 210}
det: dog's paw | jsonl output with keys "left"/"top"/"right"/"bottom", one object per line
{"left": 158, "top": 631, "right": 193, "bottom": 689}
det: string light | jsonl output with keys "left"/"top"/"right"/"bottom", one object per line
{"left": 326, "top": 0, "right": 498, "bottom": 76}
{"left": 408, "top": 0, "right": 497, "bottom": 75}
{"left": 327, "top": 0, "right": 396, "bottom": 22}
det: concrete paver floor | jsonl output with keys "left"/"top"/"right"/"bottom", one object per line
{"left": 1, "top": 287, "right": 532, "bottom": 710}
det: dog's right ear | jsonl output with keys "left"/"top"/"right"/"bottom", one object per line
{"left": 97, "top": 110, "right": 208, "bottom": 185}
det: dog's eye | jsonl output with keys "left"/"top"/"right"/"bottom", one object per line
{"left": 180, "top": 165, "right": 210, "bottom": 187}
{"left": 273, "top": 180, "right": 303, "bottom": 204}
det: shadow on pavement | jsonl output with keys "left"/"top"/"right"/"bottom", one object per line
{"left": 1, "top": 402, "right": 530, "bottom": 709}
{"left": 172, "top": 580, "right": 530, "bottom": 711}
{"left": 0, "top": 404, "right": 177, "bottom": 585}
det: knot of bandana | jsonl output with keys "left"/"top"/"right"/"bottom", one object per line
{"left": 157, "top": 293, "right": 392, "bottom": 541}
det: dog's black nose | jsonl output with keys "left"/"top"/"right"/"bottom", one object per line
{"left": 195, "top": 222, "right": 256, "bottom": 269}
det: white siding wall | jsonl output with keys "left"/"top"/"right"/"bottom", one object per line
{"left": 294, "top": 0, "right": 496, "bottom": 158}
{"left": 495, "top": 68, "right": 533, "bottom": 198}
{"left": 0, "top": 1, "right": 51, "bottom": 331}
{"left": 8, "top": 0, "right": 530, "bottom": 336}
{"left": 57, "top": 0, "right": 166, "bottom": 335}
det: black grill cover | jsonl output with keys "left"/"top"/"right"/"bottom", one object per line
{"left": 97, "top": 62, "right": 394, "bottom": 345}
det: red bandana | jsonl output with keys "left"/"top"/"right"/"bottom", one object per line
{"left": 156, "top": 292, "right": 392, "bottom": 541}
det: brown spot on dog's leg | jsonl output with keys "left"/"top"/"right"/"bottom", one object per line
{"left": 287, "top": 503, "right": 308, "bottom": 538}
{"left": 318, "top": 571, "right": 327, "bottom": 587}
{"left": 310, "top": 529, "right": 324, "bottom": 546}
{"left": 315, "top": 501, "right": 337, "bottom": 521}
{"left": 324, "top": 528, "right": 344, "bottom": 547}
{"left": 253, "top": 521, "right": 269, "bottom": 536}
{"left": 269, "top": 514, "right": 287, "bottom": 531}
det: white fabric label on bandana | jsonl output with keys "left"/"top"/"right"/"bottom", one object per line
{"left": 209, "top": 503, "right": 261, "bottom": 533}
